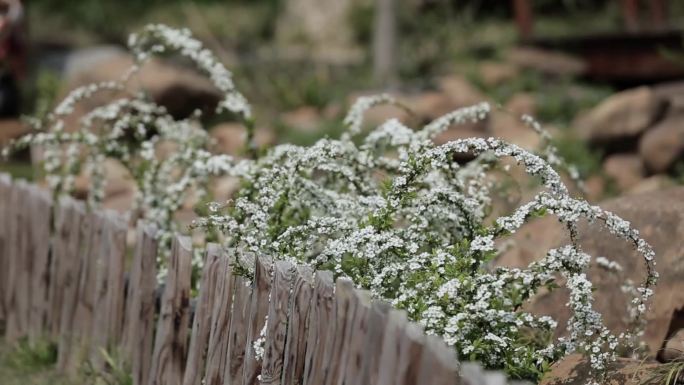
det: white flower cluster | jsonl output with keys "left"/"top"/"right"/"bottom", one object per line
{"left": 3, "top": 24, "right": 658, "bottom": 383}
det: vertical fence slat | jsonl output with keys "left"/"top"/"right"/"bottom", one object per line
{"left": 0, "top": 173, "right": 10, "bottom": 323}
{"left": 47, "top": 196, "right": 71, "bottom": 338}
{"left": 376, "top": 310, "right": 409, "bottom": 385}
{"left": 241, "top": 255, "right": 274, "bottom": 385}
{"left": 323, "top": 278, "right": 357, "bottom": 385}
{"left": 27, "top": 187, "right": 53, "bottom": 345}
{"left": 360, "top": 301, "right": 391, "bottom": 385}
{"left": 225, "top": 274, "right": 251, "bottom": 384}
{"left": 302, "top": 271, "right": 334, "bottom": 385}
{"left": 5, "top": 181, "right": 31, "bottom": 342}
{"left": 57, "top": 199, "right": 86, "bottom": 371}
{"left": 203, "top": 249, "right": 235, "bottom": 385}
{"left": 123, "top": 222, "right": 159, "bottom": 385}
{"left": 148, "top": 235, "right": 193, "bottom": 385}
{"left": 281, "top": 265, "right": 314, "bottom": 385}
{"left": 341, "top": 289, "right": 372, "bottom": 384}
{"left": 417, "top": 335, "right": 459, "bottom": 385}
{"left": 259, "top": 260, "right": 295, "bottom": 384}
{"left": 183, "top": 244, "right": 223, "bottom": 385}
{"left": 394, "top": 322, "right": 426, "bottom": 385}
{"left": 90, "top": 210, "right": 128, "bottom": 369}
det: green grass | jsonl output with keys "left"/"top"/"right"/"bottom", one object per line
{"left": 0, "top": 338, "right": 73, "bottom": 385}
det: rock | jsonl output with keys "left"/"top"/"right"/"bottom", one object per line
{"left": 489, "top": 113, "right": 541, "bottom": 150}
{"left": 211, "top": 176, "right": 241, "bottom": 203}
{"left": 639, "top": 111, "right": 684, "bottom": 173}
{"left": 540, "top": 354, "right": 660, "bottom": 385}
{"left": 210, "top": 123, "right": 275, "bottom": 155}
{"left": 505, "top": 93, "right": 536, "bottom": 116}
{"left": 406, "top": 91, "right": 458, "bottom": 121}
{"left": 280, "top": 106, "right": 322, "bottom": 133}
{"left": 661, "top": 329, "right": 684, "bottom": 362}
{"left": 478, "top": 61, "right": 519, "bottom": 87}
{"left": 496, "top": 188, "right": 684, "bottom": 354}
{"left": 437, "top": 75, "right": 487, "bottom": 106}
{"left": 602, "top": 154, "right": 645, "bottom": 191}
{"left": 61, "top": 50, "right": 222, "bottom": 127}
{"left": 575, "top": 87, "right": 664, "bottom": 143}
{"left": 506, "top": 47, "right": 587, "bottom": 77}
{"left": 73, "top": 158, "right": 136, "bottom": 212}
{"left": 0, "top": 119, "right": 29, "bottom": 146}
{"left": 627, "top": 175, "right": 675, "bottom": 196}
{"left": 584, "top": 175, "right": 606, "bottom": 203}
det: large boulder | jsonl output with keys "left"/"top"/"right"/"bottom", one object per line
{"left": 496, "top": 188, "right": 684, "bottom": 353}
{"left": 540, "top": 354, "right": 660, "bottom": 385}
{"left": 602, "top": 153, "right": 645, "bottom": 191}
{"left": 575, "top": 87, "right": 664, "bottom": 143}
{"left": 0, "top": 119, "right": 28, "bottom": 146}
{"left": 209, "top": 123, "right": 275, "bottom": 155}
{"left": 639, "top": 111, "right": 684, "bottom": 173}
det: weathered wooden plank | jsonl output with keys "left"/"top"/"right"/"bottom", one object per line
{"left": 376, "top": 310, "right": 409, "bottom": 385}
{"left": 203, "top": 249, "right": 235, "bottom": 385}
{"left": 241, "top": 255, "right": 274, "bottom": 385}
{"left": 418, "top": 335, "right": 459, "bottom": 385}
{"left": 225, "top": 274, "right": 251, "bottom": 384}
{"left": 3, "top": 180, "right": 20, "bottom": 342}
{"left": 322, "top": 278, "right": 358, "bottom": 385}
{"left": 259, "top": 260, "right": 295, "bottom": 384}
{"left": 0, "top": 173, "right": 11, "bottom": 322}
{"left": 360, "top": 301, "right": 391, "bottom": 385}
{"left": 281, "top": 265, "right": 314, "bottom": 385}
{"left": 57, "top": 199, "right": 86, "bottom": 371}
{"left": 393, "top": 322, "right": 425, "bottom": 385}
{"left": 301, "top": 271, "right": 334, "bottom": 385}
{"left": 182, "top": 244, "right": 223, "bottom": 385}
{"left": 27, "top": 187, "right": 53, "bottom": 344}
{"left": 147, "top": 235, "right": 193, "bottom": 385}
{"left": 90, "top": 210, "right": 128, "bottom": 368}
{"left": 122, "top": 222, "right": 159, "bottom": 385}
{"left": 341, "top": 289, "right": 372, "bottom": 385}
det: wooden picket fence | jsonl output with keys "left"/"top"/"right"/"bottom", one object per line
{"left": 0, "top": 174, "right": 530, "bottom": 385}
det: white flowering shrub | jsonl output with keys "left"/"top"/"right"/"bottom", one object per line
{"left": 2, "top": 24, "right": 658, "bottom": 383}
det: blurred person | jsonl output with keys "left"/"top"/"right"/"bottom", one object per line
{"left": 0, "top": 0, "right": 24, "bottom": 118}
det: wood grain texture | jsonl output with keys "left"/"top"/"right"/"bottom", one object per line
{"left": 417, "top": 335, "right": 459, "bottom": 385}
{"left": 341, "top": 289, "right": 372, "bottom": 385}
{"left": 302, "top": 271, "right": 334, "bottom": 385}
{"left": 90, "top": 210, "right": 128, "bottom": 368}
{"left": 241, "top": 255, "right": 274, "bottom": 385}
{"left": 376, "top": 309, "right": 409, "bottom": 385}
{"left": 123, "top": 223, "right": 159, "bottom": 385}
{"left": 281, "top": 265, "right": 314, "bottom": 385}
{"left": 0, "top": 174, "right": 10, "bottom": 322}
{"left": 322, "top": 278, "right": 357, "bottom": 385}
{"left": 182, "top": 244, "right": 223, "bottom": 385}
{"left": 147, "top": 235, "right": 193, "bottom": 385}
{"left": 203, "top": 249, "right": 235, "bottom": 385}
{"left": 47, "top": 196, "right": 73, "bottom": 338}
{"left": 393, "top": 322, "right": 425, "bottom": 385}
{"left": 225, "top": 274, "right": 251, "bottom": 385}
{"left": 360, "top": 301, "right": 391, "bottom": 385}
{"left": 57, "top": 199, "right": 86, "bottom": 371}
{"left": 259, "top": 260, "right": 295, "bottom": 384}
{"left": 27, "top": 187, "right": 53, "bottom": 345}
{"left": 5, "top": 181, "right": 30, "bottom": 342}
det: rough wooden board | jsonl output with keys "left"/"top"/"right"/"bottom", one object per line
{"left": 147, "top": 235, "right": 193, "bottom": 385}
{"left": 322, "top": 278, "right": 358, "bottom": 385}
{"left": 5, "top": 182, "right": 30, "bottom": 343}
{"left": 341, "top": 289, "right": 372, "bottom": 385}
{"left": 417, "top": 335, "right": 460, "bottom": 385}
{"left": 122, "top": 223, "right": 158, "bottom": 385}
{"left": 56, "top": 199, "right": 86, "bottom": 372}
{"left": 302, "top": 271, "right": 334, "bottom": 385}
{"left": 47, "top": 196, "right": 71, "bottom": 338}
{"left": 259, "top": 260, "right": 295, "bottom": 384}
{"left": 27, "top": 187, "right": 53, "bottom": 345}
{"left": 394, "top": 322, "right": 426, "bottom": 385}
{"left": 203, "top": 249, "right": 235, "bottom": 385}
{"left": 0, "top": 173, "right": 11, "bottom": 322}
{"left": 241, "top": 255, "right": 274, "bottom": 385}
{"left": 281, "top": 265, "right": 314, "bottom": 385}
{"left": 225, "top": 274, "right": 251, "bottom": 385}
{"left": 182, "top": 244, "right": 223, "bottom": 385}
{"left": 360, "top": 301, "right": 391, "bottom": 385}
{"left": 376, "top": 309, "right": 409, "bottom": 385}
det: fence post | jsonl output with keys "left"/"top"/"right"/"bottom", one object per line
{"left": 5, "top": 181, "right": 31, "bottom": 343}
{"left": 418, "top": 335, "right": 460, "bottom": 385}
{"left": 148, "top": 235, "right": 193, "bottom": 385}
{"left": 281, "top": 265, "right": 314, "bottom": 385}
{"left": 225, "top": 274, "right": 252, "bottom": 384}
{"left": 183, "top": 244, "right": 223, "bottom": 385}
{"left": 204, "top": 248, "right": 235, "bottom": 385}
{"left": 122, "top": 222, "right": 159, "bottom": 385}
{"left": 322, "top": 278, "right": 357, "bottom": 385}
{"left": 361, "top": 301, "right": 391, "bottom": 384}
{"left": 0, "top": 173, "right": 12, "bottom": 324}
{"left": 302, "top": 271, "right": 334, "bottom": 385}
{"left": 376, "top": 309, "right": 408, "bottom": 385}
{"left": 259, "top": 260, "right": 295, "bottom": 384}
{"left": 27, "top": 186, "right": 53, "bottom": 345}
{"left": 241, "top": 255, "right": 274, "bottom": 385}
{"left": 341, "top": 289, "right": 372, "bottom": 383}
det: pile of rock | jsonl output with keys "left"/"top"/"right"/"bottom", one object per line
{"left": 575, "top": 83, "right": 684, "bottom": 194}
